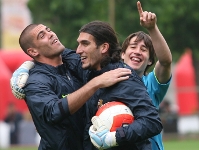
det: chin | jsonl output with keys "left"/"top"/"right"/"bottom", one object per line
{"left": 82, "top": 64, "right": 89, "bottom": 70}
{"left": 82, "top": 64, "right": 94, "bottom": 70}
{"left": 57, "top": 47, "right": 65, "bottom": 53}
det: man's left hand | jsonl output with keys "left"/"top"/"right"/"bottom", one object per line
{"left": 89, "top": 116, "right": 118, "bottom": 149}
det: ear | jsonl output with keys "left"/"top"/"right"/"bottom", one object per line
{"left": 27, "top": 48, "right": 39, "bottom": 57}
{"left": 148, "top": 60, "right": 152, "bottom": 65}
{"left": 121, "top": 52, "right": 125, "bottom": 60}
{"left": 101, "top": 43, "right": 109, "bottom": 54}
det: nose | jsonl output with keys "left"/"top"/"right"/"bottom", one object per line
{"left": 47, "top": 31, "right": 54, "bottom": 39}
{"left": 133, "top": 48, "right": 141, "bottom": 55}
{"left": 76, "top": 44, "right": 83, "bottom": 54}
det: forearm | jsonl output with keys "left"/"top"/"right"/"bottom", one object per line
{"left": 109, "top": 79, "right": 163, "bottom": 144}
{"left": 148, "top": 25, "right": 172, "bottom": 66}
{"left": 116, "top": 109, "right": 162, "bottom": 144}
{"left": 67, "top": 77, "right": 101, "bottom": 114}
{"left": 148, "top": 25, "right": 172, "bottom": 83}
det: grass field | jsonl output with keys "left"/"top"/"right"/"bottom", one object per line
{"left": 164, "top": 139, "right": 199, "bottom": 150}
{"left": 0, "top": 139, "right": 199, "bottom": 150}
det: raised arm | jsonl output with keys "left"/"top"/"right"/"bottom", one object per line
{"left": 137, "top": 1, "right": 172, "bottom": 83}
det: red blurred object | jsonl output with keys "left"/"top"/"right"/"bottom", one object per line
{"left": 0, "top": 50, "right": 31, "bottom": 120}
{"left": 0, "top": 50, "right": 32, "bottom": 72}
{"left": 175, "top": 49, "right": 199, "bottom": 115}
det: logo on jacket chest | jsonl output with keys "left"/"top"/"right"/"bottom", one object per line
{"left": 97, "top": 99, "right": 103, "bottom": 109}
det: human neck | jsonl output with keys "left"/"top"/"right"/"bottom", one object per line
{"left": 36, "top": 55, "right": 63, "bottom": 67}
{"left": 135, "top": 70, "right": 144, "bottom": 77}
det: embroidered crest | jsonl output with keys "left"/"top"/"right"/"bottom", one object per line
{"left": 97, "top": 99, "right": 103, "bottom": 109}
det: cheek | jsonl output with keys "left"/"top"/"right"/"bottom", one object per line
{"left": 125, "top": 49, "right": 132, "bottom": 55}
{"left": 147, "top": 54, "right": 151, "bottom": 60}
{"left": 92, "top": 50, "right": 101, "bottom": 60}
{"left": 143, "top": 54, "right": 151, "bottom": 65}
{"left": 122, "top": 55, "right": 130, "bottom": 64}
{"left": 122, "top": 51, "right": 130, "bottom": 60}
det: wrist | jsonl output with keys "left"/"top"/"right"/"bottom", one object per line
{"left": 20, "top": 61, "right": 34, "bottom": 70}
{"left": 104, "top": 131, "right": 118, "bottom": 147}
{"left": 89, "top": 77, "right": 102, "bottom": 89}
{"left": 147, "top": 24, "right": 158, "bottom": 33}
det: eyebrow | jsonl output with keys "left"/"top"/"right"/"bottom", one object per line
{"left": 80, "top": 40, "right": 90, "bottom": 43}
{"left": 77, "top": 39, "right": 91, "bottom": 45}
{"left": 129, "top": 43, "right": 147, "bottom": 48}
{"left": 129, "top": 43, "right": 136, "bottom": 45}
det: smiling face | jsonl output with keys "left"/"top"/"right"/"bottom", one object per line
{"left": 121, "top": 36, "right": 152, "bottom": 77}
{"left": 76, "top": 32, "right": 106, "bottom": 70}
{"left": 27, "top": 24, "right": 65, "bottom": 60}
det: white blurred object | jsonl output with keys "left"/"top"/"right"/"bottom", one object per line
{"left": 177, "top": 115, "right": 199, "bottom": 134}
{"left": 0, "top": 121, "right": 10, "bottom": 148}
{"left": 35, "top": 132, "right": 41, "bottom": 146}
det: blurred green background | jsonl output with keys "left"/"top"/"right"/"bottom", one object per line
{"left": 27, "top": 0, "right": 199, "bottom": 86}
{"left": 27, "top": 0, "right": 199, "bottom": 62}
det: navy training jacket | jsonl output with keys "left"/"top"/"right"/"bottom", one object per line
{"left": 24, "top": 61, "right": 86, "bottom": 150}
{"left": 85, "top": 63, "right": 163, "bottom": 150}
{"left": 61, "top": 49, "right": 163, "bottom": 150}
{"left": 62, "top": 49, "right": 163, "bottom": 150}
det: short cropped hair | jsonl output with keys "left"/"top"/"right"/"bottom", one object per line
{"left": 19, "top": 24, "right": 38, "bottom": 55}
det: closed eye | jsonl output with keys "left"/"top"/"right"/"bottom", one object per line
{"left": 141, "top": 46, "right": 148, "bottom": 52}
{"left": 40, "top": 33, "right": 45, "bottom": 39}
{"left": 80, "top": 40, "right": 90, "bottom": 47}
{"left": 130, "top": 46, "right": 136, "bottom": 49}
{"left": 37, "top": 31, "right": 45, "bottom": 39}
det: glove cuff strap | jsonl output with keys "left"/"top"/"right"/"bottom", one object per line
{"left": 105, "top": 131, "right": 118, "bottom": 147}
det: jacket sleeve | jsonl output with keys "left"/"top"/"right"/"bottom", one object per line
{"left": 102, "top": 72, "right": 163, "bottom": 145}
{"left": 61, "top": 48, "right": 88, "bottom": 83}
{"left": 24, "top": 73, "right": 70, "bottom": 124}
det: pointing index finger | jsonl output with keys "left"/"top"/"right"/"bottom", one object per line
{"left": 137, "top": 1, "right": 143, "bottom": 16}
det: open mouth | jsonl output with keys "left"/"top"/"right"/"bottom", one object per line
{"left": 52, "top": 39, "right": 58, "bottom": 45}
{"left": 81, "top": 56, "right": 87, "bottom": 61}
{"left": 130, "top": 57, "right": 141, "bottom": 63}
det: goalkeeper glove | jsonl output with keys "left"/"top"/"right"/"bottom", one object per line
{"left": 89, "top": 116, "right": 118, "bottom": 149}
{"left": 10, "top": 61, "right": 34, "bottom": 99}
